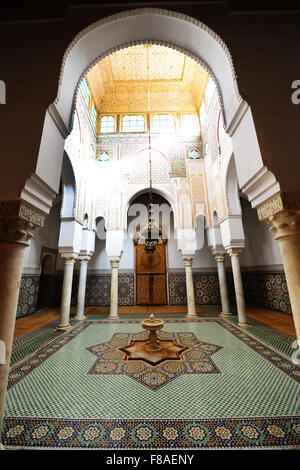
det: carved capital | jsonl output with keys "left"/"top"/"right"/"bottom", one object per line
{"left": 182, "top": 255, "right": 194, "bottom": 267}
{"left": 227, "top": 248, "right": 242, "bottom": 258}
{"left": 269, "top": 211, "right": 300, "bottom": 242}
{"left": 109, "top": 257, "right": 121, "bottom": 269}
{"left": 211, "top": 249, "right": 226, "bottom": 263}
{"left": 0, "top": 200, "right": 45, "bottom": 245}
{"left": 257, "top": 191, "right": 300, "bottom": 222}
{"left": 61, "top": 252, "right": 78, "bottom": 264}
{"left": 214, "top": 253, "right": 225, "bottom": 263}
{"left": 78, "top": 255, "right": 91, "bottom": 264}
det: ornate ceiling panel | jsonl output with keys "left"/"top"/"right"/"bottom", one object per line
{"left": 86, "top": 45, "right": 209, "bottom": 113}
{"left": 110, "top": 45, "right": 185, "bottom": 81}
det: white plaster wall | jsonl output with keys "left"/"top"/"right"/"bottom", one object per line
{"left": 88, "top": 235, "right": 134, "bottom": 271}
{"left": 23, "top": 202, "right": 61, "bottom": 272}
{"left": 239, "top": 198, "right": 283, "bottom": 268}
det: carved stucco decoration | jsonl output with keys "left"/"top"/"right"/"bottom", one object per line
{"left": 0, "top": 200, "right": 45, "bottom": 245}
{"left": 86, "top": 44, "right": 209, "bottom": 113}
{"left": 257, "top": 191, "right": 300, "bottom": 222}
{"left": 60, "top": 8, "right": 234, "bottom": 119}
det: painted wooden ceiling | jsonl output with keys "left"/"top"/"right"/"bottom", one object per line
{"left": 86, "top": 45, "right": 209, "bottom": 113}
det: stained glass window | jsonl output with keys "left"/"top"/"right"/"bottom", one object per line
{"left": 151, "top": 114, "right": 176, "bottom": 133}
{"left": 100, "top": 115, "right": 115, "bottom": 133}
{"left": 122, "top": 115, "right": 145, "bottom": 132}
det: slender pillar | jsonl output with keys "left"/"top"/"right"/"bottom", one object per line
{"left": 182, "top": 255, "right": 197, "bottom": 318}
{"left": 74, "top": 255, "right": 90, "bottom": 321}
{"left": 213, "top": 251, "right": 232, "bottom": 316}
{"left": 57, "top": 253, "right": 78, "bottom": 330}
{"left": 108, "top": 257, "right": 121, "bottom": 319}
{"left": 0, "top": 203, "right": 43, "bottom": 446}
{"left": 227, "top": 248, "right": 248, "bottom": 326}
{"left": 269, "top": 210, "right": 300, "bottom": 346}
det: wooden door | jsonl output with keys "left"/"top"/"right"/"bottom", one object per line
{"left": 136, "top": 244, "right": 168, "bottom": 305}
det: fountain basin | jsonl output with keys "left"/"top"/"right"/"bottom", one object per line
{"left": 141, "top": 314, "right": 164, "bottom": 351}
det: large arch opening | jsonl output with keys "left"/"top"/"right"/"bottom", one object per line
{"left": 26, "top": 7, "right": 280, "bottom": 219}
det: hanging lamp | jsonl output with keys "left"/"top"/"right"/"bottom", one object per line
{"left": 143, "top": 44, "right": 160, "bottom": 252}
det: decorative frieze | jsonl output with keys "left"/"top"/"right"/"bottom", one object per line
{"left": 0, "top": 200, "right": 45, "bottom": 245}
{"left": 257, "top": 191, "right": 300, "bottom": 222}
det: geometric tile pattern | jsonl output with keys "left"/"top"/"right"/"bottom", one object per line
{"left": 7, "top": 321, "right": 87, "bottom": 390}
{"left": 83, "top": 273, "right": 135, "bottom": 306}
{"left": 220, "top": 320, "right": 300, "bottom": 384}
{"left": 2, "top": 416, "right": 300, "bottom": 449}
{"left": 16, "top": 270, "right": 292, "bottom": 317}
{"left": 168, "top": 272, "right": 221, "bottom": 305}
{"left": 227, "top": 316, "right": 296, "bottom": 358}
{"left": 16, "top": 275, "right": 40, "bottom": 318}
{"left": 242, "top": 271, "right": 292, "bottom": 314}
{"left": 10, "top": 323, "right": 63, "bottom": 367}
{"left": 86, "top": 331, "right": 222, "bottom": 390}
{"left": 3, "top": 317, "right": 300, "bottom": 449}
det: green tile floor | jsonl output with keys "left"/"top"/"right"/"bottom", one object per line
{"left": 3, "top": 315, "right": 300, "bottom": 449}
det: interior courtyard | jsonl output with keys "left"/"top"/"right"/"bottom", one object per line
{"left": 0, "top": 4, "right": 299, "bottom": 452}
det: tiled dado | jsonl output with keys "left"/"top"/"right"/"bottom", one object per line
{"left": 16, "top": 270, "right": 292, "bottom": 317}
{"left": 168, "top": 272, "right": 221, "bottom": 306}
{"left": 242, "top": 271, "right": 292, "bottom": 315}
{"left": 17, "top": 275, "right": 40, "bottom": 319}
{"left": 72, "top": 273, "right": 135, "bottom": 307}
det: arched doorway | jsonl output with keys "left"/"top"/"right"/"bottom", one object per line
{"left": 129, "top": 192, "right": 170, "bottom": 306}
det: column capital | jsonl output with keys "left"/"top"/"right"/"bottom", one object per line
{"left": 182, "top": 254, "right": 194, "bottom": 267}
{"left": 61, "top": 252, "right": 78, "bottom": 264}
{"left": 78, "top": 255, "right": 91, "bottom": 264}
{"left": 269, "top": 211, "right": 300, "bottom": 242}
{"left": 227, "top": 248, "right": 242, "bottom": 258}
{"left": 257, "top": 191, "right": 300, "bottom": 222}
{"left": 109, "top": 256, "right": 121, "bottom": 269}
{"left": 211, "top": 249, "right": 226, "bottom": 262}
{"left": 0, "top": 200, "right": 45, "bottom": 245}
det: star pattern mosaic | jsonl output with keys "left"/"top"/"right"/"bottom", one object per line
{"left": 3, "top": 316, "right": 300, "bottom": 450}
{"left": 86, "top": 331, "right": 222, "bottom": 390}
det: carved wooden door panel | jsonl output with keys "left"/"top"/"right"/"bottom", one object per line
{"left": 136, "top": 244, "right": 168, "bottom": 305}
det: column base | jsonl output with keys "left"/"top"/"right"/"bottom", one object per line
{"left": 108, "top": 314, "right": 120, "bottom": 320}
{"left": 237, "top": 322, "right": 249, "bottom": 327}
{"left": 74, "top": 315, "right": 86, "bottom": 321}
{"left": 56, "top": 324, "right": 71, "bottom": 331}
{"left": 220, "top": 312, "right": 234, "bottom": 317}
{"left": 186, "top": 313, "right": 198, "bottom": 319}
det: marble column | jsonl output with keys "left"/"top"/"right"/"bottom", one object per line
{"left": 74, "top": 255, "right": 90, "bottom": 321}
{"left": 57, "top": 253, "right": 78, "bottom": 331}
{"left": 182, "top": 255, "right": 197, "bottom": 318}
{"left": 0, "top": 202, "right": 43, "bottom": 445}
{"left": 268, "top": 210, "right": 300, "bottom": 346}
{"left": 227, "top": 248, "right": 248, "bottom": 326}
{"left": 108, "top": 256, "right": 121, "bottom": 320}
{"left": 212, "top": 251, "right": 232, "bottom": 316}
